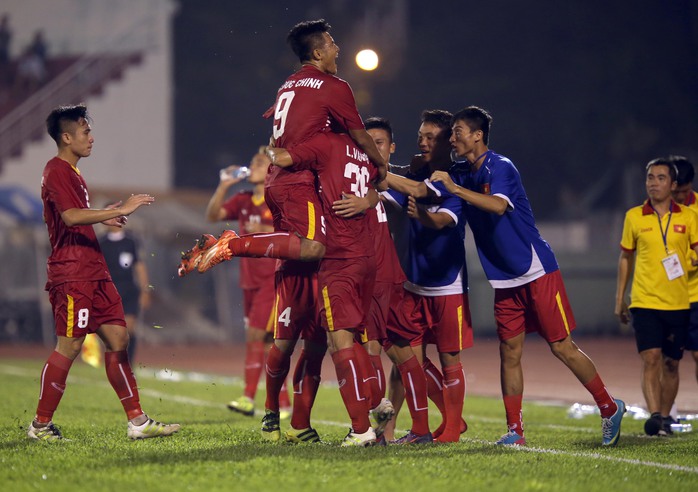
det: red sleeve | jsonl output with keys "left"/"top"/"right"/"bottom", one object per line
{"left": 288, "top": 133, "right": 330, "bottom": 172}
{"left": 326, "top": 79, "right": 364, "bottom": 131}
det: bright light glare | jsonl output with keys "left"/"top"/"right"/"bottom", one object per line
{"left": 355, "top": 49, "right": 379, "bottom": 71}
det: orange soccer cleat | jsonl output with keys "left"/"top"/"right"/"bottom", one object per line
{"left": 177, "top": 234, "right": 218, "bottom": 277}
{"left": 196, "top": 230, "right": 240, "bottom": 273}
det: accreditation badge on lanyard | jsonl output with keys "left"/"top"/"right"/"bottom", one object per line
{"left": 655, "top": 207, "right": 684, "bottom": 280}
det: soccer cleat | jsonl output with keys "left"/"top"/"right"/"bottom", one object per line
{"left": 644, "top": 412, "right": 663, "bottom": 436}
{"left": 662, "top": 415, "right": 676, "bottom": 436}
{"left": 495, "top": 430, "right": 526, "bottom": 446}
{"left": 284, "top": 427, "right": 321, "bottom": 443}
{"left": 27, "top": 421, "right": 64, "bottom": 441}
{"left": 341, "top": 427, "right": 377, "bottom": 447}
{"left": 127, "top": 416, "right": 180, "bottom": 439}
{"left": 601, "top": 398, "right": 626, "bottom": 446}
{"left": 227, "top": 396, "right": 255, "bottom": 417}
{"left": 370, "top": 398, "right": 395, "bottom": 437}
{"left": 80, "top": 333, "right": 102, "bottom": 368}
{"left": 261, "top": 410, "right": 281, "bottom": 442}
{"left": 392, "top": 431, "right": 433, "bottom": 445}
{"left": 178, "top": 234, "right": 218, "bottom": 277}
{"left": 196, "top": 230, "right": 240, "bottom": 273}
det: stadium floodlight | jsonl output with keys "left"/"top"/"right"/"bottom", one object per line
{"left": 355, "top": 49, "right": 379, "bottom": 71}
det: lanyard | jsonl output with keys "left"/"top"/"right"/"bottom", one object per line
{"left": 473, "top": 150, "right": 489, "bottom": 165}
{"left": 650, "top": 204, "right": 672, "bottom": 254}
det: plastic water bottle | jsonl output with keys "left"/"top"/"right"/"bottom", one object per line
{"left": 220, "top": 167, "right": 251, "bottom": 180}
{"left": 567, "top": 403, "right": 599, "bottom": 419}
{"left": 670, "top": 421, "right": 693, "bottom": 433}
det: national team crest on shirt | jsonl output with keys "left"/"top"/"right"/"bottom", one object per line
{"left": 674, "top": 224, "right": 686, "bottom": 234}
{"left": 481, "top": 183, "right": 491, "bottom": 194}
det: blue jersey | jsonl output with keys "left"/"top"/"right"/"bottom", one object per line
{"left": 428, "top": 151, "right": 558, "bottom": 288}
{"left": 384, "top": 165, "right": 467, "bottom": 296}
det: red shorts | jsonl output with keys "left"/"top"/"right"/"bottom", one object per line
{"left": 494, "top": 270, "right": 576, "bottom": 343}
{"left": 265, "top": 183, "right": 326, "bottom": 245}
{"left": 358, "top": 280, "right": 391, "bottom": 344}
{"left": 383, "top": 284, "right": 423, "bottom": 347}
{"left": 403, "top": 290, "right": 473, "bottom": 353}
{"left": 318, "top": 257, "right": 375, "bottom": 332}
{"left": 243, "top": 284, "right": 275, "bottom": 332}
{"left": 49, "top": 280, "right": 125, "bottom": 337}
{"left": 272, "top": 261, "right": 325, "bottom": 345}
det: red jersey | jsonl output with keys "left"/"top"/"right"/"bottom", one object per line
{"left": 222, "top": 191, "right": 277, "bottom": 289}
{"left": 263, "top": 64, "right": 365, "bottom": 188}
{"left": 288, "top": 132, "right": 374, "bottom": 259}
{"left": 41, "top": 157, "right": 111, "bottom": 290}
{"left": 369, "top": 201, "right": 407, "bottom": 285}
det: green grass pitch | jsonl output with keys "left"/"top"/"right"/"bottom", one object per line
{"left": 1, "top": 358, "right": 697, "bottom": 492}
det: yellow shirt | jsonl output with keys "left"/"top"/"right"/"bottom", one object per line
{"left": 682, "top": 191, "right": 698, "bottom": 303}
{"left": 620, "top": 200, "right": 698, "bottom": 310}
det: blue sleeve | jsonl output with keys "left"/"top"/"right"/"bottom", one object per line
{"left": 385, "top": 188, "right": 408, "bottom": 208}
{"left": 489, "top": 160, "right": 520, "bottom": 198}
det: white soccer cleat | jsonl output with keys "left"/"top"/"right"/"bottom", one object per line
{"left": 128, "top": 415, "right": 181, "bottom": 439}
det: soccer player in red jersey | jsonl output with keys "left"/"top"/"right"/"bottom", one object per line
{"left": 28, "top": 104, "right": 179, "bottom": 441}
{"left": 332, "top": 117, "right": 433, "bottom": 444}
{"left": 269, "top": 131, "right": 381, "bottom": 446}
{"left": 204, "top": 148, "right": 291, "bottom": 419}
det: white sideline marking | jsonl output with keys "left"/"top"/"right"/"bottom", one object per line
{"left": 3, "top": 364, "right": 696, "bottom": 474}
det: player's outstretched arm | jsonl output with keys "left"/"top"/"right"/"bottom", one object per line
{"left": 386, "top": 172, "right": 428, "bottom": 198}
{"left": 61, "top": 194, "right": 154, "bottom": 227}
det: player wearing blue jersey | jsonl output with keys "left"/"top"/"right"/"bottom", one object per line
{"left": 429, "top": 106, "right": 625, "bottom": 446}
{"left": 382, "top": 110, "right": 472, "bottom": 443}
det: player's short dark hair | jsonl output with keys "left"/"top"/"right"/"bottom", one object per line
{"left": 364, "top": 116, "right": 394, "bottom": 143}
{"left": 287, "top": 19, "right": 331, "bottom": 63}
{"left": 46, "top": 104, "right": 90, "bottom": 144}
{"left": 646, "top": 157, "right": 678, "bottom": 182}
{"left": 668, "top": 155, "right": 694, "bottom": 186}
{"left": 451, "top": 106, "right": 492, "bottom": 145}
{"left": 421, "top": 110, "right": 453, "bottom": 139}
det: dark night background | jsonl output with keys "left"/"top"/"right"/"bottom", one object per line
{"left": 173, "top": 0, "right": 698, "bottom": 219}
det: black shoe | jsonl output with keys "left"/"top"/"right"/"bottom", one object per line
{"left": 644, "top": 413, "right": 663, "bottom": 436}
{"left": 662, "top": 415, "right": 676, "bottom": 435}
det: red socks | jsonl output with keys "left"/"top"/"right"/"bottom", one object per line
{"left": 264, "top": 344, "right": 291, "bottom": 412}
{"left": 230, "top": 232, "right": 302, "bottom": 260}
{"left": 353, "top": 343, "right": 382, "bottom": 410}
{"left": 422, "top": 358, "right": 446, "bottom": 418}
{"left": 370, "top": 354, "right": 386, "bottom": 400}
{"left": 243, "top": 341, "right": 265, "bottom": 399}
{"left": 105, "top": 350, "right": 143, "bottom": 420}
{"left": 331, "top": 347, "right": 370, "bottom": 433}
{"left": 503, "top": 393, "right": 524, "bottom": 434}
{"left": 397, "top": 356, "right": 430, "bottom": 435}
{"left": 584, "top": 373, "right": 617, "bottom": 418}
{"left": 290, "top": 349, "right": 324, "bottom": 430}
{"left": 436, "top": 363, "right": 465, "bottom": 442}
{"left": 35, "top": 351, "right": 73, "bottom": 423}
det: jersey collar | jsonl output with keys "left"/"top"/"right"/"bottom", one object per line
{"left": 642, "top": 199, "right": 681, "bottom": 215}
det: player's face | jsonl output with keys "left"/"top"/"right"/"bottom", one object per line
{"left": 367, "top": 128, "right": 395, "bottom": 163}
{"left": 317, "top": 32, "right": 339, "bottom": 75}
{"left": 248, "top": 153, "right": 270, "bottom": 185}
{"left": 64, "top": 118, "right": 94, "bottom": 158}
{"left": 672, "top": 182, "right": 693, "bottom": 205}
{"left": 450, "top": 120, "right": 479, "bottom": 159}
{"left": 417, "top": 122, "right": 444, "bottom": 162}
{"left": 646, "top": 165, "right": 676, "bottom": 202}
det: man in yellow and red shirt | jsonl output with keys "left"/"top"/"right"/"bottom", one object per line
{"left": 616, "top": 157, "right": 698, "bottom": 436}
